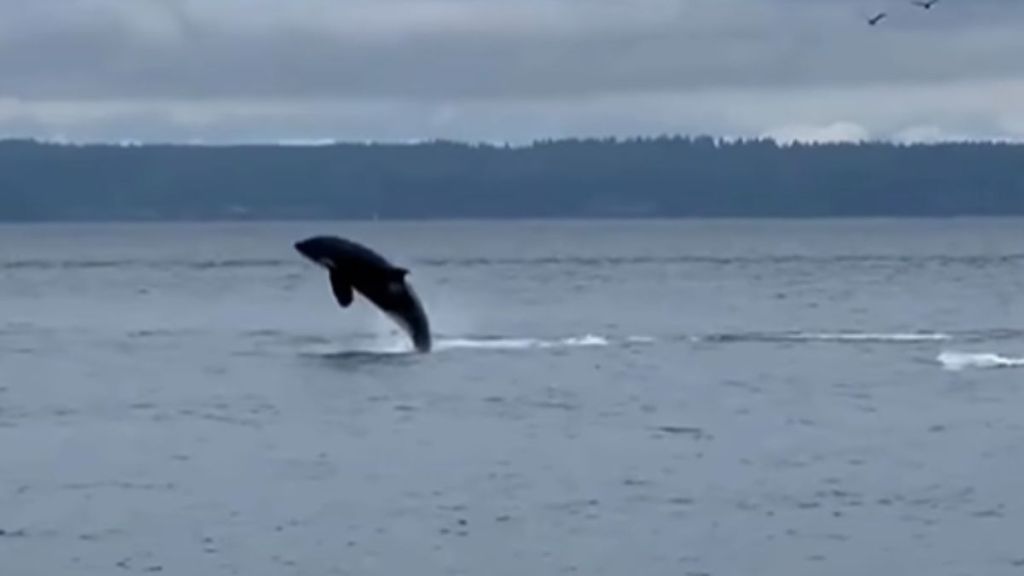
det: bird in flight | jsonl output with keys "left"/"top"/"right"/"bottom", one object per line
{"left": 867, "top": 12, "right": 887, "bottom": 25}
{"left": 911, "top": 0, "right": 939, "bottom": 9}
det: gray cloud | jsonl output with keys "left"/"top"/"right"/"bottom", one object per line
{"left": 0, "top": 0, "right": 1022, "bottom": 141}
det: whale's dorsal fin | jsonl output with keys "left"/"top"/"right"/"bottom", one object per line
{"left": 329, "top": 270, "right": 354, "bottom": 307}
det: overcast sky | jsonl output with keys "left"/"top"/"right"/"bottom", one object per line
{"left": 0, "top": 0, "right": 1021, "bottom": 143}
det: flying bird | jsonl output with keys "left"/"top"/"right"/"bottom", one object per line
{"left": 867, "top": 12, "right": 887, "bottom": 25}
{"left": 911, "top": 0, "right": 939, "bottom": 9}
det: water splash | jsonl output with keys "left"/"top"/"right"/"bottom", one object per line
{"left": 435, "top": 334, "right": 611, "bottom": 351}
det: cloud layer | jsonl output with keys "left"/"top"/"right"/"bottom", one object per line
{"left": 0, "top": 0, "right": 1022, "bottom": 142}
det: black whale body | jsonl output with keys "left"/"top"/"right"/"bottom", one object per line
{"left": 294, "top": 235, "right": 432, "bottom": 353}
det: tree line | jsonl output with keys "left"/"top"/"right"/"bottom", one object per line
{"left": 0, "top": 136, "right": 1021, "bottom": 220}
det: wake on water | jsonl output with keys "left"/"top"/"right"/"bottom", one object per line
{"left": 281, "top": 307, "right": 1023, "bottom": 368}
{"left": 436, "top": 334, "right": 610, "bottom": 351}
{"left": 293, "top": 329, "right": 1019, "bottom": 359}
{"left": 299, "top": 337, "right": 1024, "bottom": 375}
{"left": 299, "top": 334, "right": 613, "bottom": 357}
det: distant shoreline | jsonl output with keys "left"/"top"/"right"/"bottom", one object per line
{"left": 2, "top": 215, "right": 1023, "bottom": 225}
{"left": 1, "top": 137, "right": 1022, "bottom": 220}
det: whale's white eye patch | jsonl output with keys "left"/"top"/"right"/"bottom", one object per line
{"left": 387, "top": 281, "right": 405, "bottom": 295}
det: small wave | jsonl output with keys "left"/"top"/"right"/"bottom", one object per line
{"left": 436, "top": 334, "right": 610, "bottom": 351}
{"left": 959, "top": 328, "right": 1024, "bottom": 343}
{"left": 0, "top": 258, "right": 294, "bottom": 271}
{"left": 416, "top": 254, "right": 1024, "bottom": 268}
{"left": 127, "top": 328, "right": 200, "bottom": 338}
{"left": 703, "top": 331, "right": 951, "bottom": 344}
{"left": 937, "top": 351, "right": 1024, "bottom": 371}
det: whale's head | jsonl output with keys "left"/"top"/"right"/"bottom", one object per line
{"left": 294, "top": 236, "right": 341, "bottom": 270}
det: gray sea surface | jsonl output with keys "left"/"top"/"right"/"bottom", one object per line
{"left": 2, "top": 218, "right": 1024, "bottom": 575}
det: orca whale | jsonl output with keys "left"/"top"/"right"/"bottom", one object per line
{"left": 294, "top": 235, "right": 432, "bottom": 353}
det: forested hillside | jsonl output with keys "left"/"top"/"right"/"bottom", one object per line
{"left": 0, "top": 137, "right": 1021, "bottom": 220}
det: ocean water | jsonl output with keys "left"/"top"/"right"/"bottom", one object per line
{"left": 1, "top": 218, "right": 1024, "bottom": 575}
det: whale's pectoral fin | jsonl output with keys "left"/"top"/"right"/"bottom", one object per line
{"left": 329, "top": 270, "right": 354, "bottom": 307}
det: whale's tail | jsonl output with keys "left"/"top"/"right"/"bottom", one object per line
{"left": 384, "top": 279, "right": 432, "bottom": 353}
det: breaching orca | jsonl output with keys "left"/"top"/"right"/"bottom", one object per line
{"left": 294, "top": 235, "right": 432, "bottom": 353}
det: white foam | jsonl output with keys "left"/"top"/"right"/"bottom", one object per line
{"left": 562, "top": 334, "right": 610, "bottom": 347}
{"left": 626, "top": 335, "right": 658, "bottom": 344}
{"left": 788, "top": 332, "right": 951, "bottom": 343}
{"left": 436, "top": 337, "right": 542, "bottom": 351}
{"left": 938, "top": 351, "right": 1024, "bottom": 371}
{"left": 435, "top": 334, "right": 610, "bottom": 352}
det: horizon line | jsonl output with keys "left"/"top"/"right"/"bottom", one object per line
{"left": 2, "top": 134, "right": 1022, "bottom": 148}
